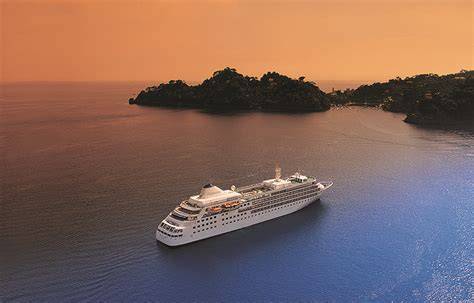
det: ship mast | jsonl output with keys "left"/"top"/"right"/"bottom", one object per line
{"left": 275, "top": 163, "right": 281, "bottom": 180}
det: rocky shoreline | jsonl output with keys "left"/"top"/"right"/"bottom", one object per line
{"left": 129, "top": 69, "right": 473, "bottom": 125}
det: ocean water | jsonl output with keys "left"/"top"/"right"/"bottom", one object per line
{"left": 1, "top": 82, "right": 473, "bottom": 302}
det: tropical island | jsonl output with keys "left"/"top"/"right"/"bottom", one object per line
{"left": 129, "top": 68, "right": 330, "bottom": 112}
{"left": 129, "top": 68, "right": 473, "bottom": 125}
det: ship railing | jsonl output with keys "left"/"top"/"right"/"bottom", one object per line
{"left": 235, "top": 182, "right": 264, "bottom": 193}
{"left": 176, "top": 206, "right": 201, "bottom": 215}
{"left": 180, "top": 200, "right": 201, "bottom": 211}
{"left": 174, "top": 208, "right": 193, "bottom": 217}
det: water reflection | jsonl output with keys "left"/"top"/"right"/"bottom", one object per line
{"left": 1, "top": 83, "right": 472, "bottom": 302}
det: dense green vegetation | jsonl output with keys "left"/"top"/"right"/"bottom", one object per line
{"left": 129, "top": 68, "right": 473, "bottom": 125}
{"left": 328, "top": 70, "right": 474, "bottom": 124}
{"left": 129, "top": 68, "right": 331, "bottom": 112}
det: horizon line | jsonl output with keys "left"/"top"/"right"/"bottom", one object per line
{"left": 1, "top": 69, "right": 470, "bottom": 86}
{"left": 0, "top": 79, "right": 376, "bottom": 84}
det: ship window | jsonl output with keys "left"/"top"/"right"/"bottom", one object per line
{"left": 170, "top": 213, "right": 187, "bottom": 221}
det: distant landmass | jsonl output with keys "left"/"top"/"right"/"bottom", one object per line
{"left": 129, "top": 68, "right": 473, "bottom": 125}
{"left": 129, "top": 68, "right": 330, "bottom": 112}
{"left": 330, "top": 70, "right": 474, "bottom": 125}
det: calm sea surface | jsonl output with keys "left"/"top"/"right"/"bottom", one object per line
{"left": 1, "top": 82, "right": 473, "bottom": 302}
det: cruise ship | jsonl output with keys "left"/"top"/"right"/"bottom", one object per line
{"left": 156, "top": 167, "right": 333, "bottom": 246}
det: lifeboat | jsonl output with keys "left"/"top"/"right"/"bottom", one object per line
{"left": 209, "top": 206, "right": 222, "bottom": 213}
{"left": 223, "top": 201, "right": 241, "bottom": 208}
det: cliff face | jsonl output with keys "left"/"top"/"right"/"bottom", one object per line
{"left": 328, "top": 70, "right": 474, "bottom": 125}
{"left": 129, "top": 68, "right": 331, "bottom": 112}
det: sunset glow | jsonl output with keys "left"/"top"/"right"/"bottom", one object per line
{"left": 1, "top": 0, "right": 473, "bottom": 82}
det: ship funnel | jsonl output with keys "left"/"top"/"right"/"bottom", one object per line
{"left": 199, "top": 184, "right": 224, "bottom": 199}
{"left": 275, "top": 164, "right": 281, "bottom": 180}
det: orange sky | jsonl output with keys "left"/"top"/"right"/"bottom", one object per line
{"left": 1, "top": 0, "right": 473, "bottom": 82}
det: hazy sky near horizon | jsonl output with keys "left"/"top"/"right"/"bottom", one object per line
{"left": 1, "top": 0, "right": 473, "bottom": 82}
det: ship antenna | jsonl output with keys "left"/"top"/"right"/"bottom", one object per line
{"left": 275, "top": 163, "right": 281, "bottom": 180}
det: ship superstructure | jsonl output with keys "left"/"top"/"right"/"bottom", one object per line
{"left": 156, "top": 168, "right": 333, "bottom": 246}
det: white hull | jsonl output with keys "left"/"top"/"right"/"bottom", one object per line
{"left": 156, "top": 193, "right": 321, "bottom": 246}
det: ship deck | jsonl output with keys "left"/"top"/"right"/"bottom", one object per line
{"left": 236, "top": 176, "right": 316, "bottom": 201}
